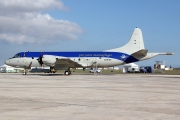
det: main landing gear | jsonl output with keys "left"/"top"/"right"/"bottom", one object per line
{"left": 64, "top": 70, "right": 71, "bottom": 76}
{"left": 64, "top": 68, "right": 71, "bottom": 76}
{"left": 50, "top": 67, "right": 56, "bottom": 73}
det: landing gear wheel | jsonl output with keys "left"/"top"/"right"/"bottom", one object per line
{"left": 22, "top": 69, "right": 27, "bottom": 75}
{"left": 50, "top": 67, "right": 56, "bottom": 73}
{"left": 64, "top": 71, "right": 71, "bottom": 76}
{"left": 22, "top": 72, "right": 27, "bottom": 75}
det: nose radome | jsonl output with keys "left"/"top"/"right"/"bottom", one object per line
{"left": 5, "top": 60, "right": 10, "bottom": 65}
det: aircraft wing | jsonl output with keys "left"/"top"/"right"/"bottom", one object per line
{"left": 54, "top": 59, "right": 83, "bottom": 68}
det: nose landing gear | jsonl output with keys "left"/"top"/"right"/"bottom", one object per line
{"left": 22, "top": 69, "right": 27, "bottom": 75}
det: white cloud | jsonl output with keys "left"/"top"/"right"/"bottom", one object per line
{"left": 0, "top": 0, "right": 83, "bottom": 44}
{"left": 0, "top": 0, "right": 68, "bottom": 15}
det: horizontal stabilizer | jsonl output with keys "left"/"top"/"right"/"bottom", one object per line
{"left": 131, "top": 49, "right": 148, "bottom": 58}
{"left": 158, "top": 52, "right": 174, "bottom": 55}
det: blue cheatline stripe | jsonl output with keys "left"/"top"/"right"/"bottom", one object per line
{"left": 18, "top": 51, "right": 139, "bottom": 63}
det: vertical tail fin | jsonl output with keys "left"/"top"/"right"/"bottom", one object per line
{"left": 106, "top": 28, "right": 146, "bottom": 55}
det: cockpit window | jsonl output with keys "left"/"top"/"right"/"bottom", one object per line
{"left": 13, "top": 53, "right": 20, "bottom": 58}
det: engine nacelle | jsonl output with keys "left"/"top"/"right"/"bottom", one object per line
{"left": 42, "top": 55, "right": 56, "bottom": 66}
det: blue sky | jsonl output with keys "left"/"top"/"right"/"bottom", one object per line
{"left": 0, "top": 0, "right": 179, "bottom": 67}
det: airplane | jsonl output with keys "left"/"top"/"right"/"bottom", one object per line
{"left": 5, "top": 28, "right": 174, "bottom": 75}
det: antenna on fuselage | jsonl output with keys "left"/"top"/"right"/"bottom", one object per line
{"left": 24, "top": 52, "right": 26, "bottom": 57}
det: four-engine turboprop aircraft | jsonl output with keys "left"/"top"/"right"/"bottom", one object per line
{"left": 5, "top": 28, "right": 174, "bottom": 75}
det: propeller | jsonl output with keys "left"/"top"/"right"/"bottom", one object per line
{"left": 37, "top": 52, "right": 44, "bottom": 66}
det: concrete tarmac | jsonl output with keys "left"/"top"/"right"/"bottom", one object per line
{"left": 0, "top": 73, "right": 180, "bottom": 120}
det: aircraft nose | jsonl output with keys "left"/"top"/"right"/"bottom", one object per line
{"left": 5, "top": 59, "right": 10, "bottom": 65}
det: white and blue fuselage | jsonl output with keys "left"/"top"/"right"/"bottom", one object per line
{"left": 5, "top": 28, "right": 173, "bottom": 75}
{"left": 6, "top": 51, "right": 138, "bottom": 68}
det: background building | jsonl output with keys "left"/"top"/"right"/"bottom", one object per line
{"left": 0, "top": 64, "right": 19, "bottom": 73}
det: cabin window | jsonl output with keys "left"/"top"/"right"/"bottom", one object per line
{"left": 13, "top": 53, "right": 20, "bottom": 58}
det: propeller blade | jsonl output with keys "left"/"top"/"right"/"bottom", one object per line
{"left": 37, "top": 53, "right": 44, "bottom": 66}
